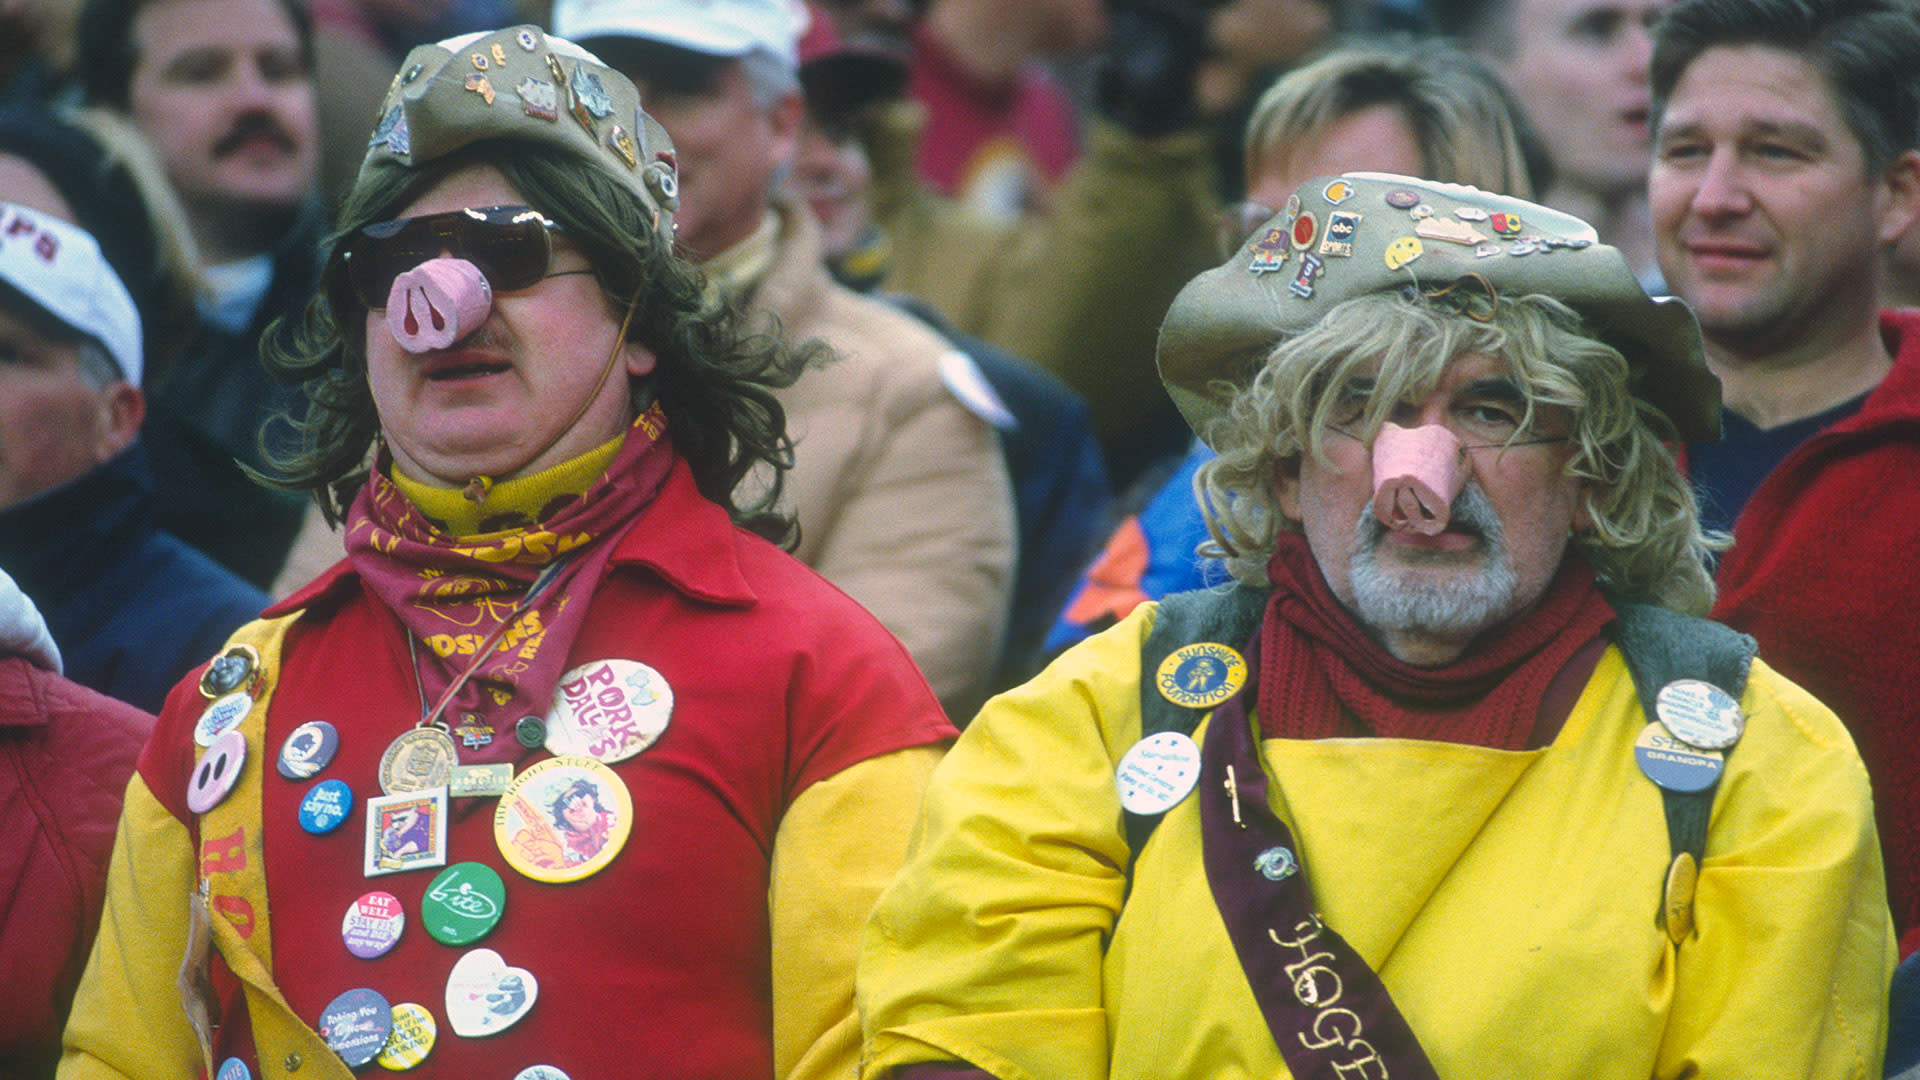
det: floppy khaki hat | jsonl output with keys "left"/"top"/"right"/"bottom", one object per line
{"left": 1157, "top": 172, "right": 1720, "bottom": 444}
{"left": 361, "top": 25, "right": 680, "bottom": 239}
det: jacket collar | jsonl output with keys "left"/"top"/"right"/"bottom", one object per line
{"left": 738, "top": 197, "right": 830, "bottom": 328}
{"left": 268, "top": 455, "right": 758, "bottom": 617}
{"left": 1856, "top": 309, "right": 1920, "bottom": 429}
{"left": 0, "top": 446, "right": 151, "bottom": 600}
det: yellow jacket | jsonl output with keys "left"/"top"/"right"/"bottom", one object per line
{"left": 860, "top": 602, "right": 1894, "bottom": 1080}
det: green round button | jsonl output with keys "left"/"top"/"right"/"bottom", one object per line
{"left": 421, "top": 862, "right": 506, "bottom": 946}
{"left": 514, "top": 715, "right": 546, "bottom": 748}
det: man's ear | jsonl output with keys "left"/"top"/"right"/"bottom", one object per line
{"left": 623, "top": 341, "right": 657, "bottom": 379}
{"left": 767, "top": 90, "right": 806, "bottom": 170}
{"left": 96, "top": 383, "right": 145, "bottom": 463}
{"left": 1877, "top": 148, "right": 1920, "bottom": 246}
{"left": 1572, "top": 480, "right": 1596, "bottom": 534}
{"left": 1273, "top": 457, "right": 1302, "bottom": 520}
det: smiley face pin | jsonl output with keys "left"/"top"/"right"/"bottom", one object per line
{"left": 1384, "top": 235, "right": 1424, "bottom": 271}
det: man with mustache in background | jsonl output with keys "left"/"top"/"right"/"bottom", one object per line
{"left": 71, "top": 0, "right": 324, "bottom": 589}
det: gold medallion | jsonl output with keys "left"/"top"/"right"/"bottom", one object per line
{"left": 379, "top": 728, "right": 458, "bottom": 795}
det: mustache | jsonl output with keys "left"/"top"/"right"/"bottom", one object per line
{"left": 213, "top": 113, "right": 299, "bottom": 158}
{"left": 1357, "top": 479, "right": 1500, "bottom": 547}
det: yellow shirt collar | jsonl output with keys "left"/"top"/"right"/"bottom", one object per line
{"left": 391, "top": 432, "right": 626, "bottom": 537}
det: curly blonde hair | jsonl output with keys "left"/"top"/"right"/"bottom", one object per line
{"left": 1194, "top": 287, "right": 1722, "bottom": 614}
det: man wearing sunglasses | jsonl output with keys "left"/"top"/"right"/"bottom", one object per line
{"left": 858, "top": 174, "right": 1891, "bottom": 1078}
{"left": 552, "top": 0, "right": 1017, "bottom": 725}
{"left": 63, "top": 26, "right": 955, "bottom": 1080}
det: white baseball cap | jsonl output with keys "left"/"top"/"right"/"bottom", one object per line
{"left": 552, "top": 0, "right": 811, "bottom": 71}
{"left": 0, "top": 203, "right": 142, "bottom": 386}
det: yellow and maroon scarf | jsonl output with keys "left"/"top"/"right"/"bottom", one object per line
{"left": 344, "top": 405, "right": 672, "bottom": 760}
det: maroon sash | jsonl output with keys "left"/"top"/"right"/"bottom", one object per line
{"left": 1198, "top": 625, "right": 1440, "bottom": 1080}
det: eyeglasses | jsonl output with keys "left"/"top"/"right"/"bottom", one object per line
{"left": 1323, "top": 382, "right": 1572, "bottom": 451}
{"left": 340, "top": 205, "right": 570, "bottom": 310}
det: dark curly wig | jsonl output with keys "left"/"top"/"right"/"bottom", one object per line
{"left": 259, "top": 138, "right": 816, "bottom": 544}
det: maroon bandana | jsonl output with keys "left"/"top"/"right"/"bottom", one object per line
{"left": 344, "top": 405, "right": 671, "bottom": 762}
{"left": 1259, "top": 531, "right": 1614, "bottom": 750}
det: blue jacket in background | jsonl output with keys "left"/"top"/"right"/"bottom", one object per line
{"left": 0, "top": 446, "right": 268, "bottom": 713}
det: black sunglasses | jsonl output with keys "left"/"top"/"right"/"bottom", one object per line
{"left": 340, "top": 205, "right": 571, "bottom": 310}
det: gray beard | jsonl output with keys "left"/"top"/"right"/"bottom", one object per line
{"left": 1345, "top": 481, "right": 1521, "bottom": 641}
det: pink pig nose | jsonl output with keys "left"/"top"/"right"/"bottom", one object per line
{"left": 385, "top": 258, "right": 493, "bottom": 353}
{"left": 1371, "top": 422, "right": 1468, "bottom": 534}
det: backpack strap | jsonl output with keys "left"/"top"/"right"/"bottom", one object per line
{"left": 1604, "top": 599, "right": 1757, "bottom": 938}
{"left": 1128, "top": 585, "right": 1269, "bottom": 856}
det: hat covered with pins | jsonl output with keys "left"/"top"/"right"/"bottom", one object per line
{"left": 361, "top": 24, "right": 680, "bottom": 239}
{"left": 1157, "top": 172, "right": 1720, "bottom": 445}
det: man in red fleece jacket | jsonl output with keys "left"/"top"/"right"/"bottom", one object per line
{"left": 1648, "top": 0, "right": 1920, "bottom": 951}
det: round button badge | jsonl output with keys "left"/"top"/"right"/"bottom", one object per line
{"left": 1655, "top": 679, "right": 1745, "bottom": 750}
{"left": 514, "top": 715, "right": 547, "bottom": 748}
{"left": 422, "top": 861, "right": 506, "bottom": 945}
{"left": 1155, "top": 643, "right": 1247, "bottom": 709}
{"left": 514, "top": 1068, "right": 571, "bottom": 1080}
{"left": 278, "top": 720, "right": 339, "bottom": 779}
{"left": 194, "top": 692, "right": 254, "bottom": 748}
{"left": 319, "top": 987, "right": 394, "bottom": 1068}
{"left": 187, "top": 729, "right": 248, "bottom": 814}
{"left": 493, "top": 756, "right": 633, "bottom": 883}
{"left": 376, "top": 1002, "right": 436, "bottom": 1070}
{"left": 300, "top": 779, "right": 355, "bottom": 835}
{"left": 1115, "top": 732, "right": 1203, "bottom": 815}
{"left": 342, "top": 890, "right": 405, "bottom": 959}
{"left": 216, "top": 1058, "right": 251, "bottom": 1080}
{"left": 1633, "top": 723, "right": 1725, "bottom": 793}
{"left": 544, "top": 658, "right": 672, "bottom": 763}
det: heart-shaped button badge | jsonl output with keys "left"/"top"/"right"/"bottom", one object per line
{"left": 445, "top": 948, "right": 537, "bottom": 1037}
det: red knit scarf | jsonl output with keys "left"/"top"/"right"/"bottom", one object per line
{"left": 344, "top": 405, "right": 672, "bottom": 762}
{"left": 1258, "top": 531, "right": 1615, "bottom": 749}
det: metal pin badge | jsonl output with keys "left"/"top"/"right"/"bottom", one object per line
{"left": 1254, "top": 846, "right": 1298, "bottom": 881}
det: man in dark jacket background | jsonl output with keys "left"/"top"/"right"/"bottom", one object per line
{"left": 0, "top": 203, "right": 265, "bottom": 712}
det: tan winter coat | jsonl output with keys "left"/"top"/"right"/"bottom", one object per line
{"left": 742, "top": 201, "right": 1016, "bottom": 721}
